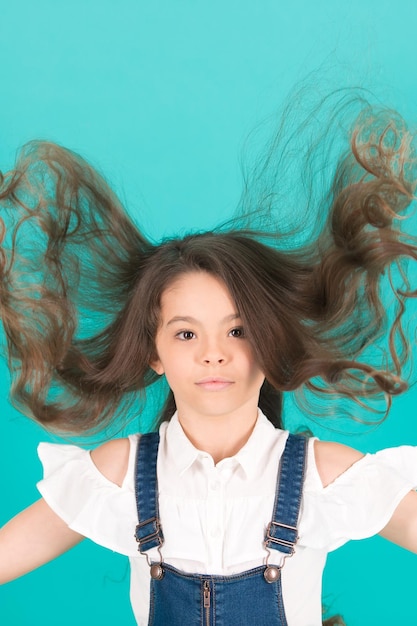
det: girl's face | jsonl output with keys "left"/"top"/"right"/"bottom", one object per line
{"left": 150, "top": 271, "right": 265, "bottom": 421}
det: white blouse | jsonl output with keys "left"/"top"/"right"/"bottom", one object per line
{"left": 36, "top": 412, "right": 417, "bottom": 626}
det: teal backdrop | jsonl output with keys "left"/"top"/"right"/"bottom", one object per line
{"left": 1, "top": 1, "right": 417, "bottom": 624}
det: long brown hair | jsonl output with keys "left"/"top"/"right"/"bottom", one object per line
{"left": 0, "top": 100, "right": 416, "bottom": 435}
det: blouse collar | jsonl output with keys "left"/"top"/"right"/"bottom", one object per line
{"left": 162, "top": 410, "right": 280, "bottom": 480}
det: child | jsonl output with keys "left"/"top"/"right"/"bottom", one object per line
{"left": 0, "top": 101, "right": 417, "bottom": 625}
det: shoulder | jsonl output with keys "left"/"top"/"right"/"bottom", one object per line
{"left": 90, "top": 438, "right": 131, "bottom": 487}
{"left": 313, "top": 439, "right": 364, "bottom": 488}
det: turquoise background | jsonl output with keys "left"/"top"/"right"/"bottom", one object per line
{"left": 1, "top": 1, "right": 417, "bottom": 624}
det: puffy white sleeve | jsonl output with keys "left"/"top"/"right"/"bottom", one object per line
{"left": 36, "top": 436, "right": 141, "bottom": 557}
{"left": 299, "top": 439, "right": 417, "bottom": 551}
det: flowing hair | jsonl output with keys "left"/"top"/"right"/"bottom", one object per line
{"left": 0, "top": 94, "right": 416, "bottom": 435}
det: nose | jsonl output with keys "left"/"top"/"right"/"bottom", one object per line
{"left": 203, "top": 355, "right": 225, "bottom": 364}
{"left": 200, "top": 337, "right": 228, "bottom": 365}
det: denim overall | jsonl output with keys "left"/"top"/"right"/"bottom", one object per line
{"left": 134, "top": 432, "right": 307, "bottom": 626}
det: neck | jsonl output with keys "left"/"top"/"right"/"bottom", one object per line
{"left": 176, "top": 403, "right": 259, "bottom": 464}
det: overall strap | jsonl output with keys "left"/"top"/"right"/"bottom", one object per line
{"left": 264, "top": 433, "right": 308, "bottom": 555}
{"left": 134, "top": 432, "right": 164, "bottom": 553}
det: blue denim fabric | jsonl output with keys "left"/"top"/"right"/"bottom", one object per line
{"left": 149, "top": 564, "right": 286, "bottom": 626}
{"left": 134, "top": 432, "right": 163, "bottom": 552}
{"left": 264, "top": 434, "right": 307, "bottom": 556}
{"left": 135, "top": 432, "right": 307, "bottom": 626}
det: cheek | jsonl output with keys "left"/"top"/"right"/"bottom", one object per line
{"left": 241, "top": 345, "right": 262, "bottom": 372}
{"left": 161, "top": 366, "right": 189, "bottom": 399}
{"left": 250, "top": 368, "right": 265, "bottom": 388}
{"left": 246, "top": 354, "right": 265, "bottom": 386}
{"left": 156, "top": 346, "right": 187, "bottom": 380}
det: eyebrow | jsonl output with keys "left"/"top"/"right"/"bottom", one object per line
{"left": 166, "top": 313, "right": 241, "bottom": 326}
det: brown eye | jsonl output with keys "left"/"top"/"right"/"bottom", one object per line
{"left": 229, "top": 327, "right": 244, "bottom": 338}
{"left": 176, "top": 330, "right": 195, "bottom": 340}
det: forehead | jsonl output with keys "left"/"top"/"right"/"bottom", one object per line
{"left": 160, "top": 271, "right": 237, "bottom": 315}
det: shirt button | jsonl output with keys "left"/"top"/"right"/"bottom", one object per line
{"left": 209, "top": 480, "right": 220, "bottom": 490}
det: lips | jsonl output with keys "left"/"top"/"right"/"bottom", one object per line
{"left": 195, "top": 377, "right": 234, "bottom": 391}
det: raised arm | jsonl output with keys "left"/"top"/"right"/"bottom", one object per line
{"left": 0, "top": 498, "right": 84, "bottom": 585}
